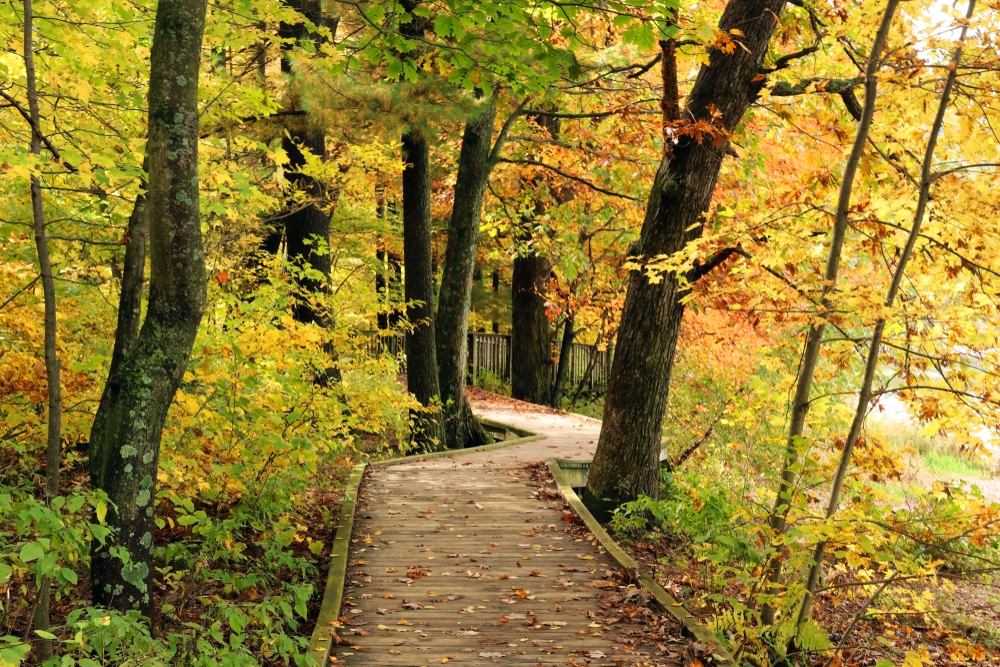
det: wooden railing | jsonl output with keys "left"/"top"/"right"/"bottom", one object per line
{"left": 362, "top": 331, "right": 612, "bottom": 394}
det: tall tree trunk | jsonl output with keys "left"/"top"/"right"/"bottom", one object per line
{"left": 792, "top": 0, "right": 968, "bottom": 642}
{"left": 90, "top": 0, "right": 208, "bottom": 617}
{"left": 401, "top": 130, "right": 444, "bottom": 446}
{"left": 436, "top": 94, "right": 497, "bottom": 449}
{"left": 510, "top": 249, "right": 553, "bottom": 404}
{"left": 23, "top": 0, "right": 60, "bottom": 657}
{"left": 584, "top": 0, "right": 787, "bottom": 519}
{"left": 550, "top": 315, "right": 574, "bottom": 409}
{"left": 759, "top": 0, "right": 900, "bottom": 627}
{"left": 511, "top": 113, "right": 561, "bottom": 406}
{"left": 279, "top": 2, "right": 335, "bottom": 326}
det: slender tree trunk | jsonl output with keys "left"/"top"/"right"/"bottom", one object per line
{"left": 377, "top": 242, "right": 389, "bottom": 331}
{"left": 401, "top": 130, "right": 444, "bottom": 446}
{"left": 759, "top": 0, "right": 900, "bottom": 627}
{"left": 584, "top": 0, "right": 787, "bottom": 520}
{"left": 511, "top": 250, "right": 553, "bottom": 404}
{"left": 90, "top": 0, "right": 208, "bottom": 617}
{"left": 550, "top": 315, "right": 574, "bottom": 409}
{"left": 491, "top": 269, "right": 500, "bottom": 333}
{"left": 792, "top": 0, "right": 970, "bottom": 640}
{"left": 436, "top": 94, "right": 497, "bottom": 449}
{"left": 22, "top": 0, "right": 60, "bottom": 657}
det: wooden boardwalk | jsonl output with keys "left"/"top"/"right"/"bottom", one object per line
{"left": 330, "top": 400, "right": 689, "bottom": 666}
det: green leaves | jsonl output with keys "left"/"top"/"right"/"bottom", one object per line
{"left": 18, "top": 541, "right": 44, "bottom": 564}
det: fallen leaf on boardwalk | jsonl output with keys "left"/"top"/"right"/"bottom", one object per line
{"left": 529, "top": 570, "right": 545, "bottom": 577}
{"left": 397, "top": 578, "right": 411, "bottom": 583}
{"left": 426, "top": 590, "right": 436, "bottom": 596}
{"left": 479, "top": 652, "right": 503, "bottom": 658}
{"left": 490, "top": 542, "right": 500, "bottom": 547}
{"left": 376, "top": 608, "right": 388, "bottom": 615}
{"left": 385, "top": 568, "right": 397, "bottom": 573}
{"left": 402, "top": 602, "right": 423, "bottom": 610}
{"left": 389, "top": 649, "right": 401, "bottom": 654}
{"left": 383, "top": 594, "right": 394, "bottom": 599}
{"left": 378, "top": 625, "right": 390, "bottom": 630}
{"left": 455, "top": 630, "right": 479, "bottom": 637}
{"left": 498, "top": 574, "right": 509, "bottom": 580}
{"left": 589, "top": 580, "right": 615, "bottom": 588}
{"left": 396, "top": 619, "right": 412, "bottom": 625}
{"left": 576, "top": 554, "right": 594, "bottom": 560}
{"left": 350, "top": 645, "right": 368, "bottom": 651}
{"left": 475, "top": 504, "right": 484, "bottom": 511}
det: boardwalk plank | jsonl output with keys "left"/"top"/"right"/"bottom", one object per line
{"left": 329, "top": 407, "right": 688, "bottom": 667}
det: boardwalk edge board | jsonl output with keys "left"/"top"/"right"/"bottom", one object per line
{"left": 545, "top": 458, "right": 738, "bottom": 667}
{"left": 306, "top": 418, "right": 539, "bottom": 664}
{"left": 307, "top": 462, "right": 366, "bottom": 664}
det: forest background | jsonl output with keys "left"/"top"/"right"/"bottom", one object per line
{"left": 2, "top": 0, "right": 1000, "bottom": 665}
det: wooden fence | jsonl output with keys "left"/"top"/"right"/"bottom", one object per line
{"left": 363, "top": 331, "right": 612, "bottom": 394}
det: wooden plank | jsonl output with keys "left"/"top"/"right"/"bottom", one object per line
{"left": 546, "top": 459, "right": 736, "bottom": 666}
{"left": 308, "top": 463, "right": 367, "bottom": 662}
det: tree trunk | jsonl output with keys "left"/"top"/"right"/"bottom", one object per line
{"left": 510, "top": 250, "right": 552, "bottom": 404}
{"left": 550, "top": 315, "right": 574, "bottom": 409}
{"left": 491, "top": 269, "right": 500, "bottom": 333}
{"left": 401, "top": 130, "right": 444, "bottom": 446}
{"left": 793, "top": 0, "right": 966, "bottom": 639}
{"left": 376, "top": 243, "right": 389, "bottom": 331}
{"left": 279, "top": 1, "right": 334, "bottom": 327}
{"left": 90, "top": 0, "right": 208, "bottom": 617}
{"left": 584, "top": 0, "right": 786, "bottom": 519}
{"left": 23, "top": 0, "right": 61, "bottom": 656}
{"left": 436, "top": 94, "right": 497, "bottom": 449}
{"left": 759, "top": 0, "right": 900, "bottom": 627}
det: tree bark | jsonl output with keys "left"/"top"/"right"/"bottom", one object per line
{"left": 279, "top": 1, "right": 335, "bottom": 327}
{"left": 511, "top": 250, "right": 553, "bottom": 404}
{"left": 436, "top": 94, "right": 498, "bottom": 449}
{"left": 23, "top": 0, "right": 61, "bottom": 655}
{"left": 584, "top": 0, "right": 787, "bottom": 519}
{"left": 401, "top": 130, "right": 444, "bottom": 446}
{"left": 550, "top": 315, "right": 574, "bottom": 409}
{"left": 511, "top": 113, "right": 561, "bottom": 406}
{"left": 792, "top": 0, "right": 967, "bottom": 640}
{"left": 89, "top": 0, "right": 208, "bottom": 617}
{"left": 759, "top": 0, "right": 900, "bottom": 627}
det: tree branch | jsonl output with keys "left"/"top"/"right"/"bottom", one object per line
{"left": 770, "top": 77, "right": 865, "bottom": 97}
{"left": 0, "top": 89, "right": 76, "bottom": 172}
{"left": 688, "top": 247, "right": 743, "bottom": 282}
{"left": 495, "top": 158, "right": 641, "bottom": 201}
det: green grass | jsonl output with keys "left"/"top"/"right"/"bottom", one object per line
{"left": 871, "top": 419, "right": 996, "bottom": 479}
{"left": 921, "top": 451, "right": 993, "bottom": 479}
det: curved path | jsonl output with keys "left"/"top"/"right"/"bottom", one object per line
{"left": 330, "top": 395, "right": 686, "bottom": 667}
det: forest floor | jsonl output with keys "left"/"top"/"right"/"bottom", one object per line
{"left": 463, "top": 389, "right": 1000, "bottom": 667}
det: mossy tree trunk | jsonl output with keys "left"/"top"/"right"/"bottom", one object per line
{"left": 436, "top": 94, "right": 498, "bottom": 449}
{"left": 89, "top": 0, "right": 208, "bottom": 617}
{"left": 584, "top": 0, "right": 786, "bottom": 518}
